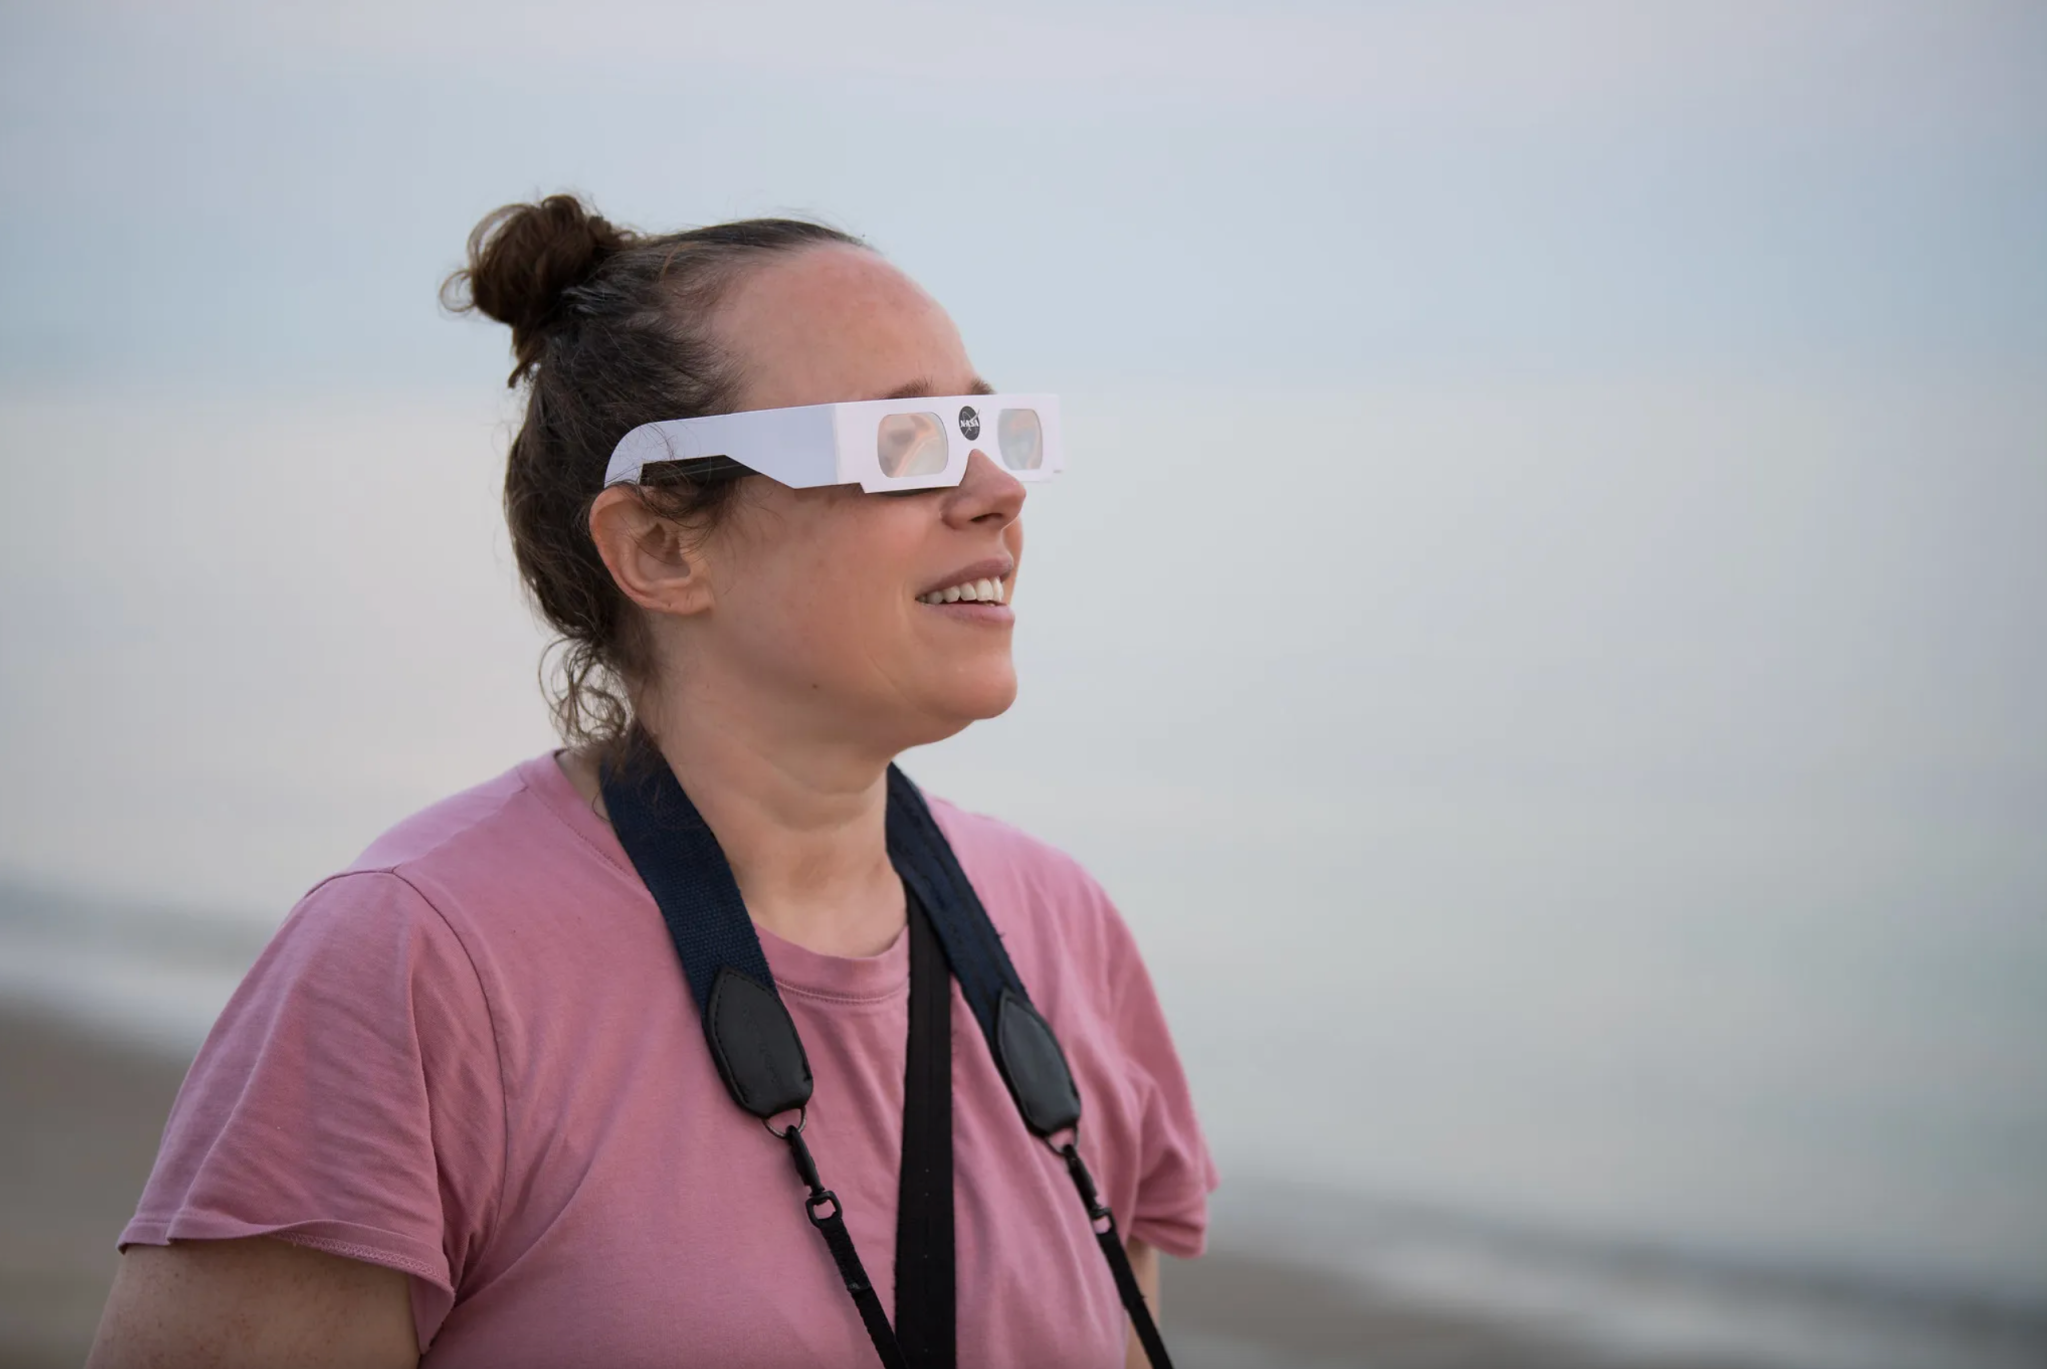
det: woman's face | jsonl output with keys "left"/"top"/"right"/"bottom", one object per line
{"left": 686, "top": 245, "right": 1029, "bottom": 749}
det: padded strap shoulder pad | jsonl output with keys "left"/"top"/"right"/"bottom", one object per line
{"left": 706, "top": 966, "right": 815, "bottom": 1119}
{"left": 994, "top": 988, "right": 1083, "bottom": 1136}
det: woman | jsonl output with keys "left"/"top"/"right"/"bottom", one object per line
{"left": 88, "top": 196, "right": 1216, "bottom": 1368}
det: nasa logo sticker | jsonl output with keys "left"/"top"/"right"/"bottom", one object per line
{"left": 957, "top": 405, "right": 981, "bottom": 440}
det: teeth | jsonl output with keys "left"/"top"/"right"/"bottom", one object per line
{"left": 918, "top": 575, "right": 1008, "bottom": 606}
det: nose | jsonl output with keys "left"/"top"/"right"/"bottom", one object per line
{"left": 942, "top": 448, "right": 1026, "bottom": 531}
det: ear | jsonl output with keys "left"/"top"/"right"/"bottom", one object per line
{"left": 588, "top": 486, "right": 716, "bottom": 617}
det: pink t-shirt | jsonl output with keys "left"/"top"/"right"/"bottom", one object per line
{"left": 124, "top": 754, "right": 1217, "bottom": 1366}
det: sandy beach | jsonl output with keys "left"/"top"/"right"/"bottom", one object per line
{"left": 0, "top": 1005, "right": 185, "bottom": 1369}
{"left": 0, "top": 999, "right": 1735, "bottom": 1369}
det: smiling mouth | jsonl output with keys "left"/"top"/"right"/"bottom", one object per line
{"left": 916, "top": 576, "right": 1009, "bottom": 606}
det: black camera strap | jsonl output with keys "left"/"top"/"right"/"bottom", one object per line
{"left": 882, "top": 766, "right": 1176, "bottom": 1369}
{"left": 893, "top": 892, "right": 954, "bottom": 1366}
{"left": 601, "top": 752, "right": 1173, "bottom": 1369}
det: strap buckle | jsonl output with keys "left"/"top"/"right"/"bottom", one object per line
{"left": 1055, "top": 1138, "right": 1115, "bottom": 1233}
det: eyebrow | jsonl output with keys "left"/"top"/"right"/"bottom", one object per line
{"left": 876, "top": 377, "right": 996, "bottom": 401}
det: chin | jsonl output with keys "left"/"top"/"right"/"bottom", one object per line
{"left": 913, "top": 667, "right": 1019, "bottom": 741}
{"left": 957, "top": 673, "right": 1020, "bottom": 722}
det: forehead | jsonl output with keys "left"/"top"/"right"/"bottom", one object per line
{"left": 711, "top": 244, "right": 977, "bottom": 412}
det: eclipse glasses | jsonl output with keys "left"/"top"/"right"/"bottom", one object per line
{"left": 603, "top": 394, "right": 1063, "bottom": 493}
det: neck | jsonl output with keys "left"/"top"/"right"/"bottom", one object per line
{"left": 574, "top": 683, "right": 908, "bottom": 960}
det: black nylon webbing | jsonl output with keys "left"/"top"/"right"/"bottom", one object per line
{"left": 602, "top": 754, "right": 781, "bottom": 1022}
{"left": 1062, "top": 1142, "right": 1174, "bottom": 1369}
{"left": 884, "top": 766, "right": 1024, "bottom": 1043}
{"left": 786, "top": 1126, "right": 906, "bottom": 1369}
{"left": 892, "top": 896, "right": 956, "bottom": 1368}
{"left": 816, "top": 1208, "right": 899, "bottom": 1358}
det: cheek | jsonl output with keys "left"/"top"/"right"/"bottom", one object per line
{"left": 722, "top": 506, "right": 922, "bottom": 674}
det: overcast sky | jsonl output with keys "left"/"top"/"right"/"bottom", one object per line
{"left": 2, "top": 0, "right": 2042, "bottom": 391}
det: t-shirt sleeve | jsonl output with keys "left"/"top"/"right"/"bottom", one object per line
{"left": 122, "top": 869, "right": 505, "bottom": 1348}
{"left": 1090, "top": 885, "right": 1221, "bottom": 1260}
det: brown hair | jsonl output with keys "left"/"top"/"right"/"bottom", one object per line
{"left": 443, "top": 194, "right": 864, "bottom": 745}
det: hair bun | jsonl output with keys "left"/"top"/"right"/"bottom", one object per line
{"left": 447, "top": 194, "right": 633, "bottom": 383}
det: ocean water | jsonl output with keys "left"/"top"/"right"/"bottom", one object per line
{"left": 3, "top": 377, "right": 2044, "bottom": 1365}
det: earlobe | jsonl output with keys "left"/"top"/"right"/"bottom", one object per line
{"left": 588, "top": 487, "right": 714, "bottom": 616}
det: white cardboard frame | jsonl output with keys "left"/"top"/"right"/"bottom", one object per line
{"left": 604, "top": 393, "right": 1063, "bottom": 493}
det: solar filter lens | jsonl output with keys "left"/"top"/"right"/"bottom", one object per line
{"left": 996, "top": 408, "right": 1043, "bottom": 471}
{"left": 877, "top": 412, "right": 949, "bottom": 478}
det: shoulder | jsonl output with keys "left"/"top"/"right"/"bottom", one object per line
{"left": 345, "top": 753, "right": 606, "bottom": 885}
{"left": 248, "top": 752, "right": 635, "bottom": 1024}
{"left": 927, "top": 794, "right": 1104, "bottom": 915}
{"left": 926, "top": 791, "right": 1079, "bottom": 874}
{"left": 923, "top": 794, "right": 1139, "bottom": 993}
{"left": 316, "top": 752, "right": 627, "bottom": 929}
